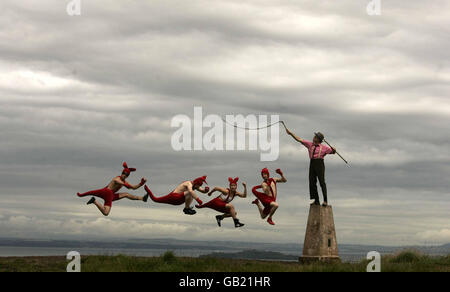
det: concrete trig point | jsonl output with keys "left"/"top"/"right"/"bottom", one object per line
{"left": 299, "top": 205, "right": 340, "bottom": 263}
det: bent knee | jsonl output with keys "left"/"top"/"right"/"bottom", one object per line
{"left": 103, "top": 208, "right": 111, "bottom": 216}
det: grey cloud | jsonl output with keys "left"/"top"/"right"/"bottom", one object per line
{"left": 0, "top": 0, "right": 449, "bottom": 245}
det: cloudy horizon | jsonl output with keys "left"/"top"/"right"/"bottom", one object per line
{"left": 0, "top": 0, "right": 449, "bottom": 247}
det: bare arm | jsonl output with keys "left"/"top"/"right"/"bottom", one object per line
{"left": 115, "top": 177, "right": 147, "bottom": 190}
{"left": 235, "top": 183, "right": 247, "bottom": 198}
{"left": 286, "top": 128, "right": 303, "bottom": 144}
{"left": 208, "top": 187, "right": 228, "bottom": 196}
{"left": 197, "top": 186, "right": 210, "bottom": 194}
{"left": 275, "top": 169, "right": 287, "bottom": 183}
{"left": 125, "top": 178, "right": 147, "bottom": 190}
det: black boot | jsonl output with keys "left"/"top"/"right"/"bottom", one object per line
{"left": 143, "top": 194, "right": 149, "bottom": 203}
{"left": 233, "top": 218, "right": 245, "bottom": 228}
{"left": 87, "top": 197, "right": 96, "bottom": 205}
{"left": 216, "top": 215, "right": 223, "bottom": 227}
{"left": 183, "top": 208, "right": 197, "bottom": 215}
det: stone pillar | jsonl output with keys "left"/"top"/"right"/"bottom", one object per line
{"left": 299, "top": 205, "right": 340, "bottom": 263}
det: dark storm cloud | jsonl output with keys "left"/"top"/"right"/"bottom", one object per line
{"left": 0, "top": 0, "right": 449, "bottom": 245}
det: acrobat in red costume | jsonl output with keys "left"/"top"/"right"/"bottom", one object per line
{"left": 196, "top": 177, "right": 247, "bottom": 228}
{"left": 252, "top": 168, "right": 287, "bottom": 225}
{"left": 77, "top": 162, "right": 148, "bottom": 216}
{"left": 144, "top": 176, "right": 209, "bottom": 215}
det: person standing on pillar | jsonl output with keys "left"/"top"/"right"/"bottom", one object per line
{"left": 285, "top": 130, "right": 336, "bottom": 206}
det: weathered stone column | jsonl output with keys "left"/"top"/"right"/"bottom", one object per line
{"left": 299, "top": 205, "right": 340, "bottom": 263}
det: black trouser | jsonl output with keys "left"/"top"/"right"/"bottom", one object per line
{"left": 309, "top": 159, "right": 327, "bottom": 203}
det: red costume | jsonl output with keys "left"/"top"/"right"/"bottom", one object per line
{"left": 121, "top": 162, "right": 136, "bottom": 176}
{"left": 77, "top": 162, "right": 137, "bottom": 207}
{"left": 252, "top": 169, "right": 278, "bottom": 216}
{"left": 145, "top": 176, "right": 207, "bottom": 206}
{"left": 196, "top": 177, "right": 239, "bottom": 213}
{"left": 77, "top": 187, "right": 119, "bottom": 207}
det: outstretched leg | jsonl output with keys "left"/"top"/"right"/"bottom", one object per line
{"left": 144, "top": 185, "right": 184, "bottom": 205}
{"left": 77, "top": 188, "right": 103, "bottom": 198}
{"left": 144, "top": 186, "right": 196, "bottom": 215}
{"left": 116, "top": 192, "right": 147, "bottom": 202}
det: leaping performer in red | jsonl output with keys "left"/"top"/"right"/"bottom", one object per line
{"left": 144, "top": 176, "right": 209, "bottom": 215}
{"left": 77, "top": 162, "right": 148, "bottom": 216}
{"left": 196, "top": 177, "right": 247, "bottom": 228}
{"left": 252, "top": 168, "right": 287, "bottom": 225}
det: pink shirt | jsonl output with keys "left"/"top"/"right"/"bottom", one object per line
{"left": 301, "top": 140, "right": 334, "bottom": 159}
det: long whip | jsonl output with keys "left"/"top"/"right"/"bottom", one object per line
{"left": 222, "top": 117, "right": 348, "bottom": 165}
{"left": 221, "top": 118, "right": 288, "bottom": 131}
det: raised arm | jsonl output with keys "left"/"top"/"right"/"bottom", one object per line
{"left": 275, "top": 169, "right": 287, "bottom": 183}
{"left": 286, "top": 128, "right": 303, "bottom": 144}
{"left": 236, "top": 182, "right": 247, "bottom": 198}
{"left": 325, "top": 145, "right": 337, "bottom": 155}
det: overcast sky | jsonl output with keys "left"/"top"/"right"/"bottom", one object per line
{"left": 0, "top": 0, "right": 449, "bottom": 247}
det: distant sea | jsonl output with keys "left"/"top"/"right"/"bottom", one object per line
{"left": 0, "top": 246, "right": 400, "bottom": 262}
{"left": 0, "top": 238, "right": 448, "bottom": 263}
{"left": 0, "top": 246, "right": 224, "bottom": 258}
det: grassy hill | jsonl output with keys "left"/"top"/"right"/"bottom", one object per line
{"left": 0, "top": 251, "right": 448, "bottom": 272}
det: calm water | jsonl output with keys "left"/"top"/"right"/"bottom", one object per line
{"left": 0, "top": 246, "right": 223, "bottom": 258}
{"left": 0, "top": 246, "right": 368, "bottom": 262}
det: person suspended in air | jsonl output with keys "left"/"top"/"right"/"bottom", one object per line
{"left": 77, "top": 162, "right": 148, "bottom": 216}
{"left": 196, "top": 177, "right": 247, "bottom": 228}
{"left": 252, "top": 168, "right": 287, "bottom": 225}
{"left": 144, "top": 176, "right": 208, "bottom": 215}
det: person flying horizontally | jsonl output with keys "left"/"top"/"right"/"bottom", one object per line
{"left": 144, "top": 176, "right": 209, "bottom": 215}
{"left": 77, "top": 162, "right": 148, "bottom": 216}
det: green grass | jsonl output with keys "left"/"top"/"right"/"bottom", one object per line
{"left": 0, "top": 251, "right": 448, "bottom": 272}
